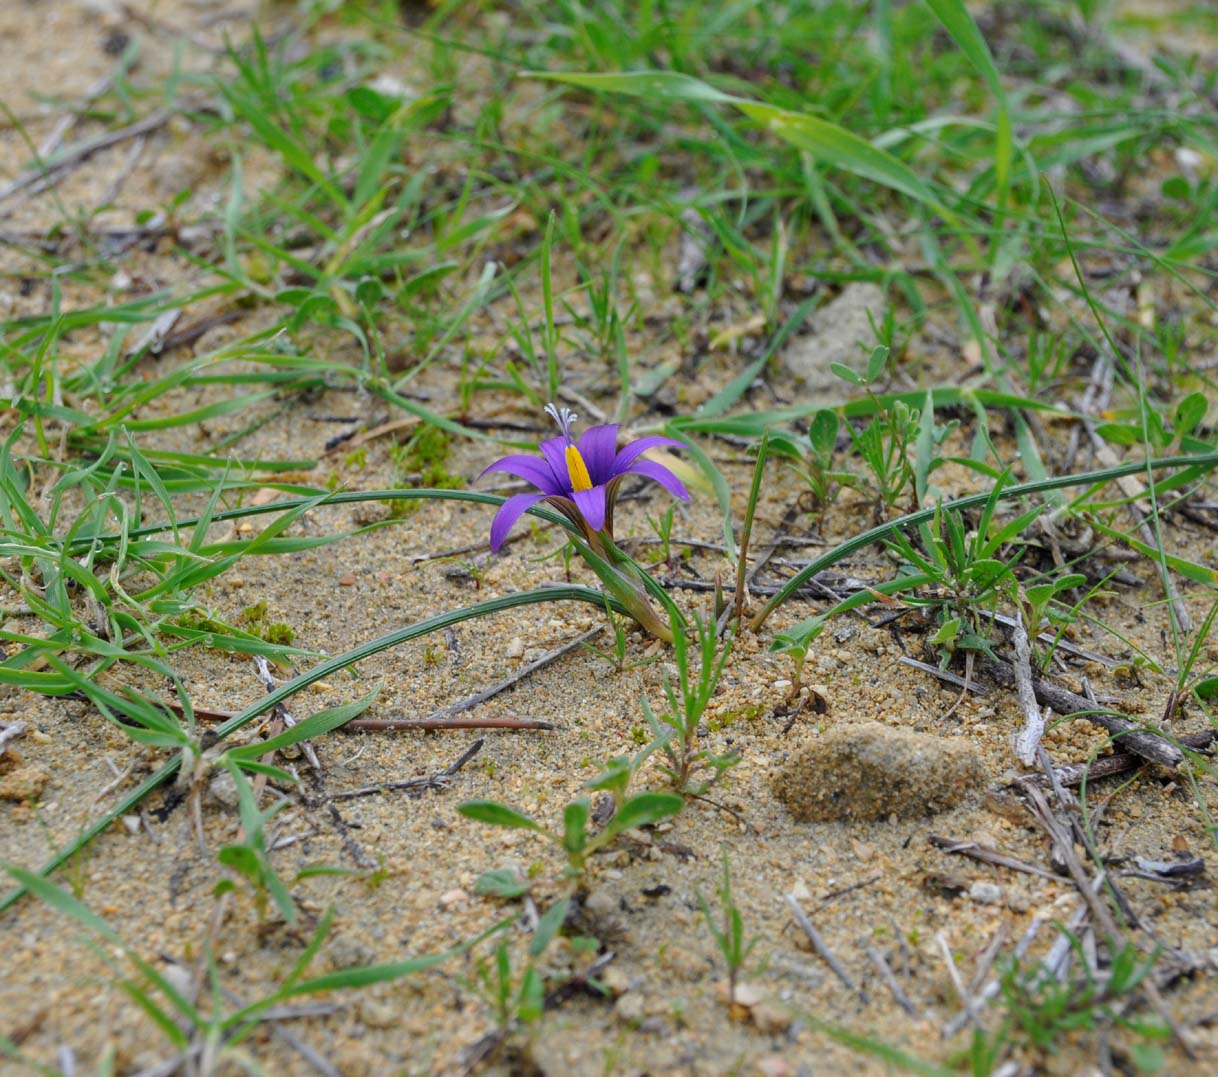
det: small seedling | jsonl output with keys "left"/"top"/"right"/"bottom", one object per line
{"left": 643, "top": 611, "right": 738, "bottom": 795}
{"left": 459, "top": 788, "right": 683, "bottom": 880}
{"left": 770, "top": 409, "right": 856, "bottom": 519}
{"left": 697, "top": 851, "right": 758, "bottom": 1005}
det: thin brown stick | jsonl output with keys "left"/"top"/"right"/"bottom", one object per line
{"left": 784, "top": 893, "right": 868, "bottom": 1005}
{"left": 347, "top": 625, "right": 603, "bottom": 732}
{"left": 982, "top": 658, "right": 1183, "bottom": 768}
{"left": 865, "top": 946, "right": 921, "bottom": 1018}
{"left": 0, "top": 111, "right": 171, "bottom": 208}
{"left": 928, "top": 834, "right": 1059, "bottom": 881}
{"left": 1018, "top": 730, "right": 1215, "bottom": 791}
{"left": 331, "top": 739, "right": 484, "bottom": 800}
{"left": 1022, "top": 782, "right": 1197, "bottom": 1057}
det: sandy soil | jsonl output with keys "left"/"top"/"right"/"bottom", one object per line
{"left": 2, "top": 3, "right": 1218, "bottom": 1076}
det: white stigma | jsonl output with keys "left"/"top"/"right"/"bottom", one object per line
{"left": 544, "top": 402, "right": 579, "bottom": 443}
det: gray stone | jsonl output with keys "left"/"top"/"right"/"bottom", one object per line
{"left": 968, "top": 882, "right": 1003, "bottom": 905}
{"left": 781, "top": 282, "right": 886, "bottom": 394}
{"left": 771, "top": 721, "right": 986, "bottom": 823}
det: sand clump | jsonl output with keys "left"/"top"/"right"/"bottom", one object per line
{"left": 772, "top": 720, "right": 987, "bottom": 822}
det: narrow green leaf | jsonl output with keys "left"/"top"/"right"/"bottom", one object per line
{"left": 458, "top": 801, "right": 543, "bottom": 831}
{"left": 530, "top": 70, "right": 951, "bottom": 217}
{"left": 562, "top": 798, "right": 590, "bottom": 857}
{"left": 227, "top": 689, "right": 379, "bottom": 760}
{"left": 606, "top": 792, "right": 684, "bottom": 834}
{"left": 529, "top": 897, "right": 570, "bottom": 959}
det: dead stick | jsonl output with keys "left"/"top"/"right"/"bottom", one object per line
{"left": 332, "top": 740, "right": 484, "bottom": 800}
{"left": 983, "top": 659, "right": 1183, "bottom": 768}
{"left": 0, "top": 111, "right": 170, "bottom": 207}
{"left": 928, "top": 834, "right": 1059, "bottom": 881}
{"left": 865, "top": 946, "right": 921, "bottom": 1018}
{"left": 1011, "top": 617, "right": 1047, "bottom": 765}
{"left": 784, "top": 893, "right": 868, "bottom": 1005}
{"left": 937, "top": 932, "right": 979, "bottom": 1029}
{"left": 942, "top": 913, "right": 1048, "bottom": 1039}
{"left": 347, "top": 625, "right": 602, "bottom": 731}
{"left": 1019, "top": 731, "right": 1214, "bottom": 790}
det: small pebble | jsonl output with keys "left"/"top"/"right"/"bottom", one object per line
{"left": 751, "top": 1002, "right": 791, "bottom": 1035}
{"left": 0, "top": 765, "right": 50, "bottom": 801}
{"left": 968, "top": 881, "right": 1003, "bottom": 905}
{"left": 615, "top": 991, "right": 645, "bottom": 1024}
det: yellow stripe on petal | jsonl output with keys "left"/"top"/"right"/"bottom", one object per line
{"left": 565, "top": 444, "right": 593, "bottom": 492}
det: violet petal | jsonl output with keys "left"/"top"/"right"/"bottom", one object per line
{"left": 612, "top": 435, "right": 685, "bottom": 473}
{"left": 480, "top": 453, "right": 564, "bottom": 493}
{"left": 489, "top": 492, "right": 545, "bottom": 551}
{"left": 539, "top": 436, "right": 572, "bottom": 493}
{"left": 624, "top": 458, "right": 690, "bottom": 501}
{"left": 571, "top": 485, "right": 608, "bottom": 532}
{"left": 577, "top": 424, "right": 620, "bottom": 484}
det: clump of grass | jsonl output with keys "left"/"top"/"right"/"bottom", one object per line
{"left": 643, "top": 612, "right": 737, "bottom": 795}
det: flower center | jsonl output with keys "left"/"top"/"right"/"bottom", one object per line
{"left": 565, "top": 444, "right": 593, "bottom": 492}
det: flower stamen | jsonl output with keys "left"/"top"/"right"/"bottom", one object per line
{"left": 543, "top": 402, "right": 579, "bottom": 443}
{"left": 565, "top": 444, "right": 593, "bottom": 492}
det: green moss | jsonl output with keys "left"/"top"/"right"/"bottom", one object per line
{"left": 707, "top": 703, "right": 765, "bottom": 731}
{"left": 395, "top": 425, "right": 466, "bottom": 490}
{"left": 238, "top": 600, "right": 296, "bottom": 644}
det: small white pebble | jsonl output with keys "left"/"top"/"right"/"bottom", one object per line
{"left": 121, "top": 815, "right": 141, "bottom": 835}
{"left": 968, "top": 882, "right": 1003, "bottom": 905}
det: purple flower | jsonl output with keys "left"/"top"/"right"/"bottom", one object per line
{"left": 481, "top": 404, "right": 689, "bottom": 551}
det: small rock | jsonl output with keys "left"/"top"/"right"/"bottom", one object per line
{"left": 600, "top": 966, "right": 632, "bottom": 997}
{"left": 615, "top": 991, "right": 645, "bottom": 1024}
{"left": 439, "top": 888, "right": 468, "bottom": 908}
{"left": 327, "top": 936, "right": 376, "bottom": 971}
{"left": 121, "top": 815, "right": 141, "bottom": 835}
{"left": 781, "top": 282, "right": 886, "bottom": 393}
{"left": 0, "top": 765, "right": 50, "bottom": 801}
{"left": 968, "top": 882, "right": 1003, "bottom": 905}
{"left": 207, "top": 771, "right": 239, "bottom": 809}
{"left": 755, "top": 1057, "right": 796, "bottom": 1077}
{"left": 358, "top": 999, "right": 397, "bottom": 1029}
{"left": 771, "top": 721, "right": 986, "bottom": 822}
{"left": 730, "top": 981, "right": 765, "bottom": 1008}
{"left": 505, "top": 637, "right": 525, "bottom": 659}
{"left": 788, "top": 879, "right": 814, "bottom": 903}
{"left": 751, "top": 1002, "right": 792, "bottom": 1035}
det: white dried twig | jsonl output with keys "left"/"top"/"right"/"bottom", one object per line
{"left": 1012, "top": 616, "right": 1046, "bottom": 765}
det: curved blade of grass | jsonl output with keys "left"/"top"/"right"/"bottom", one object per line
{"left": 226, "top": 689, "right": 380, "bottom": 761}
{"left": 529, "top": 71, "right": 953, "bottom": 221}
{"left": 751, "top": 451, "right": 1218, "bottom": 631}
{"left": 0, "top": 584, "right": 625, "bottom": 913}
